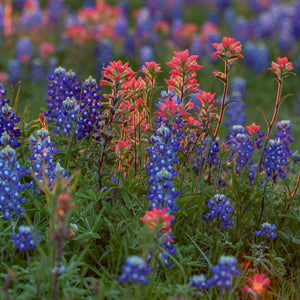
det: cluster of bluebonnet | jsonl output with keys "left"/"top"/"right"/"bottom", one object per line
{"left": 146, "top": 90, "right": 183, "bottom": 215}
{"left": 0, "top": 145, "right": 31, "bottom": 220}
{"left": 189, "top": 255, "right": 239, "bottom": 290}
{"left": 11, "top": 225, "right": 41, "bottom": 252}
{"left": 226, "top": 125, "right": 255, "bottom": 174}
{"left": 118, "top": 255, "right": 151, "bottom": 285}
{"left": 229, "top": 1, "right": 300, "bottom": 73}
{"left": 262, "top": 138, "right": 289, "bottom": 183}
{"left": 0, "top": 84, "right": 21, "bottom": 147}
{"left": 255, "top": 222, "right": 277, "bottom": 239}
{"left": 145, "top": 90, "right": 185, "bottom": 267}
{"left": 45, "top": 67, "right": 103, "bottom": 140}
{"left": 203, "top": 194, "right": 233, "bottom": 229}
{"left": 29, "top": 128, "right": 68, "bottom": 188}
{"left": 275, "top": 120, "right": 299, "bottom": 164}
{"left": 192, "top": 136, "right": 220, "bottom": 174}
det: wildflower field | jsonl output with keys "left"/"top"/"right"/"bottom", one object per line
{"left": 1, "top": 0, "right": 300, "bottom": 299}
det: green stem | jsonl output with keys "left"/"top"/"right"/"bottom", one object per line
{"left": 257, "top": 79, "right": 283, "bottom": 172}
{"left": 214, "top": 62, "right": 229, "bottom": 139}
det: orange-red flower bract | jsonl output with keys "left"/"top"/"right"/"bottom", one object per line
{"left": 268, "top": 56, "right": 293, "bottom": 78}
{"left": 246, "top": 123, "right": 261, "bottom": 135}
{"left": 140, "top": 207, "right": 174, "bottom": 232}
{"left": 212, "top": 36, "right": 243, "bottom": 61}
{"left": 243, "top": 273, "right": 270, "bottom": 294}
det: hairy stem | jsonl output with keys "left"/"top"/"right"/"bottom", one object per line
{"left": 214, "top": 62, "right": 229, "bottom": 139}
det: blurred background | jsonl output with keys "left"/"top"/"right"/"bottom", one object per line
{"left": 0, "top": 0, "right": 299, "bottom": 142}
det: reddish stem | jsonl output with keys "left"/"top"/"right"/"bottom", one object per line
{"left": 214, "top": 62, "right": 229, "bottom": 139}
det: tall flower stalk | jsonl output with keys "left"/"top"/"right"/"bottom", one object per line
{"left": 212, "top": 37, "right": 243, "bottom": 139}
{"left": 257, "top": 57, "right": 294, "bottom": 172}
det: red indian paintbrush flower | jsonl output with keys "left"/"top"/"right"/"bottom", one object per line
{"left": 246, "top": 123, "right": 261, "bottom": 135}
{"left": 212, "top": 36, "right": 243, "bottom": 63}
{"left": 165, "top": 49, "right": 203, "bottom": 99}
{"left": 268, "top": 57, "right": 293, "bottom": 79}
{"left": 101, "top": 60, "right": 135, "bottom": 86}
{"left": 140, "top": 207, "right": 174, "bottom": 232}
{"left": 244, "top": 273, "right": 270, "bottom": 296}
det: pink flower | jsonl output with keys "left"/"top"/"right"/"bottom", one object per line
{"left": 212, "top": 36, "right": 243, "bottom": 62}
{"left": 268, "top": 57, "right": 293, "bottom": 78}
{"left": 39, "top": 42, "right": 55, "bottom": 58}
{"left": 140, "top": 207, "right": 174, "bottom": 232}
{"left": 244, "top": 273, "right": 270, "bottom": 295}
{"left": 246, "top": 123, "right": 261, "bottom": 135}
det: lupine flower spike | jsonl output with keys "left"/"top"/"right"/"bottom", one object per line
{"left": 11, "top": 225, "right": 41, "bottom": 252}
{"left": 118, "top": 255, "right": 151, "bottom": 285}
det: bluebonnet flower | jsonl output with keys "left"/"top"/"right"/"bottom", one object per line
{"left": 118, "top": 255, "right": 151, "bottom": 285}
{"left": 30, "top": 58, "right": 45, "bottom": 82}
{"left": 278, "top": 29, "right": 296, "bottom": 54}
{"left": 7, "top": 59, "right": 23, "bottom": 85}
{"left": 75, "top": 76, "right": 103, "bottom": 140}
{"left": 135, "top": 7, "right": 157, "bottom": 46}
{"left": 47, "top": 57, "right": 58, "bottom": 75}
{"left": 230, "top": 77, "right": 247, "bottom": 98}
{"left": 244, "top": 42, "right": 270, "bottom": 74}
{"left": 203, "top": 194, "right": 233, "bottom": 229}
{"left": 29, "top": 128, "right": 68, "bottom": 188}
{"left": 47, "top": 0, "right": 65, "bottom": 24}
{"left": 52, "top": 96, "right": 79, "bottom": 135}
{"left": 96, "top": 39, "right": 113, "bottom": 77}
{"left": 231, "top": 17, "right": 249, "bottom": 44}
{"left": 206, "top": 255, "right": 239, "bottom": 290}
{"left": 0, "top": 146, "right": 30, "bottom": 220}
{"left": 225, "top": 90, "right": 247, "bottom": 130}
{"left": 226, "top": 125, "right": 254, "bottom": 173}
{"left": 255, "top": 12, "right": 276, "bottom": 38}
{"left": 189, "top": 274, "right": 207, "bottom": 290}
{"left": 15, "top": 37, "right": 33, "bottom": 63}
{"left": 0, "top": 84, "right": 21, "bottom": 147}
{"left": 207, "top": 138, "right": 220, "bottom": 166}
{"left": 159, "top": 236, "right": 176, "bottom": 267}
{"left": 20, "top": 0, "right": 43, "bottom": 30}
{"left": 262, "top": 139, "right": 289, "bottom": 183}
{"left": 139, "top": 45, "right": 155, "bottom": 68}
{"left": 123, "top": 33, "right": 136, "bottom": 58}
{"left": 45, "top": 68, "right": 103, "bottom": 140}
{"left": 275, "top": 120, "right": 294, "bottom": 150}
{"left": 248, "top": 164, "right": 258, "bottom": 186}
{"left": 255, "top": 222, "right": 277, "bottom": 239}
{"left": 11, "top": 225, "right": 40, "bottom": 252}
{"left": 144, "top": 90, "right": 185, "bottom": 267}
{"left": 192, "top": 137, "right": 220, "bottom": 174}
{"left": 45, "top": 67, "right": 81, "bottom": 124}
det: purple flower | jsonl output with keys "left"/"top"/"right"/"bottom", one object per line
{"left": 29, "top": 128, "right": 68, "bottom": 188}
{"left": 189, "top": 274, "right": 207, "bottom": 290}
{"left": 255, "top": 222, "right": 277, "bottom": 239}
{"left": 0, "top": 84, "right": 21, "bottom": 147}
{"left": 15, "top": 37, "right": 33, "bottom": 63}
{"left": 0, "top": 146, "right": 30, "bottom": 220}
{"left": 262, "top": 139, "right": 289, "bottom": 183}
{"left": 203, "top": 194, "right": 233, "bottom": 229}
{"left": 7, "top": 59, "right": 23, "bottom": 85}
{"left": 118, "top": 255, "right": 151, "bottom": 285}
{"left": 206, "top": 255, "right": 239, "bottom": 290}
{"left": 11, "top": 225, "right": 40, "bottom": 252}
